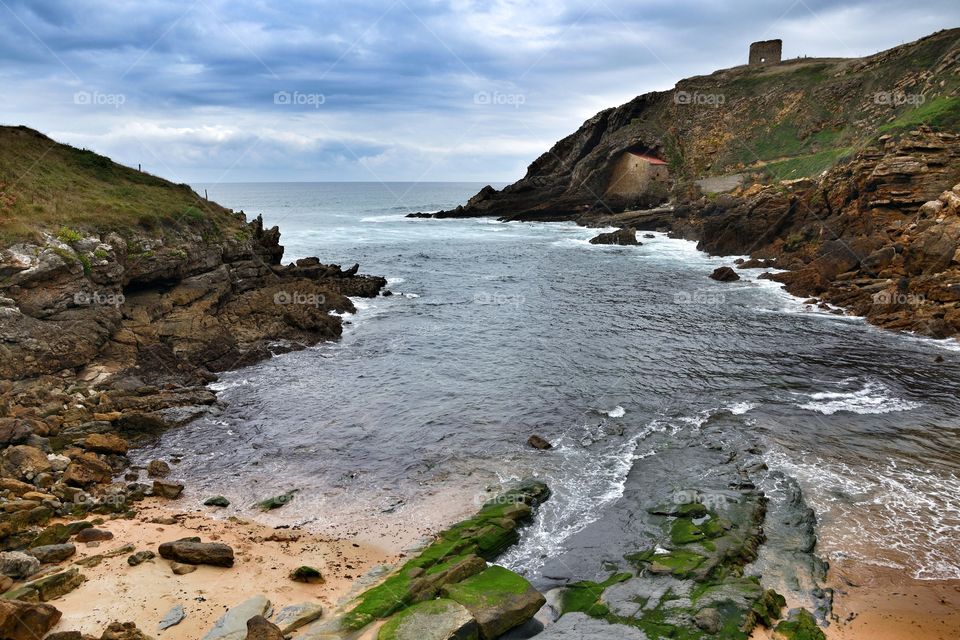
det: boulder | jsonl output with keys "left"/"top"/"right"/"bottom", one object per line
{"left": 170, "top": 562, "right": 197, "bottom": 575}
{"left": 0, "top": 551, "right": 41, "bottom": 579}
{"left": 588, "top": 229, "right": 639, "bottom": 246}
{"left": 29, "top": 522, "right": 92, "bottom": 547}
{"left": 201, "top": 595, "right": 270, "bottom": 640}
{"left": 527, "top": 435, "right": 552, "bottom": 450}
{"left": 709, "top": 266, "right": 741, "bottom": 282}
{"left": 256, "top": 490, "right": 297, "bottom": 511}
{"left": 26, "top": 543, "right": 76, "bottom": 564}
{"left": 1, "top": 445, "right": 53, "bottom": 480}
{"left": 4, "top": 567, "right": 85, "bottom": 601}
{"left": 152, "top": 480, "right": 184, "bottom": 499}
{"left": 82, "top": 433, "right": 129, "bottom": 455}
{"left": 100, "top": 621, "right": 154, "bottom": 639}
{"left": 246, "top": 616, "right": 284, "bottom": 640}
{"left": 272, "top": 602, "right": 323, "bottom": 634}
{"left": 290, "top": 566, "right": 324, "bottom": 584}
{"left": 441, "top": 566, "right": 546, "bottom": 639}
{"left": 204, "top": 496, "right": 230, "bottom": 507}
{"left": 378, "top": 599, "right": 479, "bottom": 640}
{"left": 159, "top": 539, "right": 235, "bottom": 567}
{"left": 75, "top": 528, "right": 113, "bottom": 543}
{"left": 0, "top": 599, "right": 62, "bottom": 639}
{"left": 63, "top": 453, "right": 112, "bottom": 487}
{"left": 146, "top": 460, "right": 171, "bottom": 478}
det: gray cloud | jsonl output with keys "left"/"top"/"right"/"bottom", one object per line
{"left": 0, "top": 0, "right": 957, "bottom": 181}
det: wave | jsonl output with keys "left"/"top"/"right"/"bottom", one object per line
{"left": 795, "top": 380, "right": 920, "bottom": 415}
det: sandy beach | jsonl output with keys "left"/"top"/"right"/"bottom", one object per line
{"left": 49, "top": 499, "right": 400, "bottom": 638}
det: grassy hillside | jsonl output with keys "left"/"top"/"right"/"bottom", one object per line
{"left": 0, "top": 126, "right": 241, "bottom": 244}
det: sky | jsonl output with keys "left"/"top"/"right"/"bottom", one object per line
{"left": 0, "top": 0, "right": 957, "bottom": 183}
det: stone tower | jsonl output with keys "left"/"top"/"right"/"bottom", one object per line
{"left": 749, "top": 39, "right": 782, "bottom": 65}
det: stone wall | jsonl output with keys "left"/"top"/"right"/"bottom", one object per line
{"left": 749, "top": 39, "right": 782, "bottom": 65}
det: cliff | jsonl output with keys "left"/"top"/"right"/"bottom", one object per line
{"left": 0, "top": 124, "right": 384, "bottom": 455}
{"left": 424, "top": 28, "right": 960, "bottom": 338}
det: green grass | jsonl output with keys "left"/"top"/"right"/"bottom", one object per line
{"left": 0, "top": 125, "right": 241, "bottom": 244}
{"left": 878, "top": 96, "right": 960, "bottom": 133}
{"left": 763, "top": 147, "right": 854, "bottom": 180}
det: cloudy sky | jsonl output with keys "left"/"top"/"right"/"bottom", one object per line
{"left": 1, "top": 0, "right": 957, "bottom": 183}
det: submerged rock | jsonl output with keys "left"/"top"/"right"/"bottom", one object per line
{"left": 527, "top": 435, "right": 553, "bottom": 450}
{"left": 256, "top": 489, "right": 298, "bottom": 511}
{"left": 588, "top": 228, "right": 640, "bottom": 246}
{"left": 204, "top": 495, "right": 230, "bottom": 507}
{"left": 709, "top": 266, "right": 741, "bottom": 282}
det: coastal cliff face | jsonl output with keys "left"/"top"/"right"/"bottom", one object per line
{"left": 0, "top": 126, "right": 384, "bottom": 536}
{"left": 426, "top": 28, "right": 960, "bottom": 338}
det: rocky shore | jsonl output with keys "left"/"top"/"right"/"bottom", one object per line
{"left": 413, "top": 29, "right": 960, "bottom": 341}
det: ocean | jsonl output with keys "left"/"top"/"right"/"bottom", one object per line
{"left": 133, "top": 181, "right": 960, "bottom": 586}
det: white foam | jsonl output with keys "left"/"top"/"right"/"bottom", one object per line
{"left": 360, "top": 214, "right": 414, "bottom": 222}
{"left": 795, "top": 380, "right": 920, "bottom": 415}
{"left": 606, "top": 406, "right": 626, "bottom": 418}
{"left": 727, "top": 402, "right": 756, "bottom": 415}
{"left": 386, "top": 277, "right": 405, "bottom": 285}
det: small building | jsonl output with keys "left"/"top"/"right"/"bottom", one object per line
{"left": 749, "top": 39, "right": 782, "bottom": 65}
{"left": 605, "top": 151, "right": 670, "bottom": 199}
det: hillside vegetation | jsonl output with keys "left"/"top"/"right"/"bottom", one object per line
{"left": 0, "top": 126, "right": 241, "bottom": 244}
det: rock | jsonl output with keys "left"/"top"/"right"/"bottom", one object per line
{"left": 81, "top": 433, "right": 130, "bottom": 455}
{"left": 245, "top": 615, "right": 284, "bottom": 640}
{"left": 159, "top": 539, "right": 235, "bottom": 567}
{"left": 100, "top": 621, "right": 153, "bottom": 639}
{"left": 75, "top": 528, "right": 113, "bottom": 542}
{"left": 774, "top": 608, "right": 825, "bottom": 640}
{"left": 536, "top": 612, "right": 645, "bottom": 639}
{"left": 526, "top": 435, "right": 552, "bottom": 450}
{"left": 0, "top": 551, "right": 41, "bottom": 579}
{"left": 256, "top": 490, "right": 297, "bottom": 511}
{"left": 441, "top": 566, "right": 546, "bottom": 639}
{"left": 45, "top": 632, "right": 85, "bottom": 640}
{"left": 272, "top": 602, "right": 323, "bottom": 634}
{"left": 29, "top": 522, "right": 92, "bottom": 547}
{"left": 0, "top": 445, "right": 53, "bottom": 480}
{"left": 290, "top": 566, "right": 324, "bottom": 584}
{"left": 63, "top": 453, "right": 112, "bottom": 487}
{"left": 378, "top": 599, "right": 478, "bottom": 640}
{"left": 694, "top": 607, "right": 722, "bottom": 633}
{"left": 204, "top": 496, "right": 230, "bottom": 507}
{"left": 709, "top": 266, "right": 741, "bottom": 282}
{"left": 0, "top": 598, "right": 62, "bottom": 639}
{"left": 4, "top": 567, "right": 85, "bottom": 601}
{"left": 201, "top": 595, "right": 270, "bottom": 640}
{"left": 643, "top": 233, "right": 656, "bottom": 239}
{"left": 47, "top": 454, "right": 71, "bottom": 472}
{"left": 158, "top": 603, "right": 186, "bottom": 630}
{"left": 0, "top": 419, "right": 31, "bottom": 446}
{"left": 26, "top": 543, "right": 76, "bottom": 564}
{"left": 73, "top": 543, "right": 136, "bottom": 568}
{"left": 588, "top": 228, "right": 639, "bottom": 245}
{"left": 127, "top": 550, "right": 156, "bottom": 566}
{"left": 152, "top": 480, "right": 184, "bottom": 499}
{"left": 170, "top": 562, "right": 197, "bottom": 575}
{"left": 146, "top": 460, "right": 170, "bottom": 478}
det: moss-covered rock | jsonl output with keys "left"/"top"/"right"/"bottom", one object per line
{"left": 378, "top": 599, "right": 478, "bottom": 640}
{"left": 441, "top": 566, "right": 545, "bottom": 639}
{"left": 773, "top": 608, "right": 826, "bottom": 640}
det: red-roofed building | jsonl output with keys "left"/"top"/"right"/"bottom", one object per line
{"left": 605, "top": 150, "right": 670, "bottom": 200}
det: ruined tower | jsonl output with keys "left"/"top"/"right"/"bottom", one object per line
{"left": 749, "top": 39, "right": 782, "bottom": 65}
